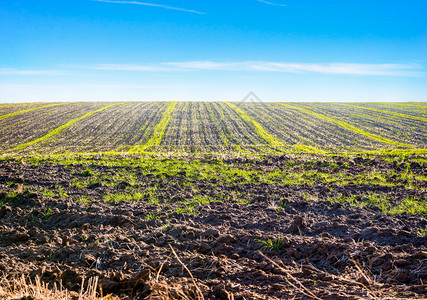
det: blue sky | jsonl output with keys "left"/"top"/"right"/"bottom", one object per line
{"left": 0, "top": 0, "right": 426, "bottom": 102}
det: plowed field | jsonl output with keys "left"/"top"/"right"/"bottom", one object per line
{"left": 0, "top": 102, "right": 426, "bottom": 299}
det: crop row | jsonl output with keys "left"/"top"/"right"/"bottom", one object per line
{"left": 130, "top": 102, "right": 177, "bottom": 153}
{"left": 0, "top": 103, "right": 112, "bottom": 151}
{"left": 350, "top": 103, "right": 427, "bottom": 119}
{"left": 225, "top": 102, "right": 284, "bottom": 148}
{"left": 1, "top": 102, "right": 426, "bottom": 155}
{"left": 278, "top": 103, "right": 411, "bottom": 147}
{"left": 341, "top": 104, "right": 427, "bottom": 123}
{"left": 14, "top": 103, "right": 125, "bottom": 151}
{"left": 293, "top": 103, "right": 427, "bottom": 148}
{"left": 30, "top": 102, "right": 167, "bottom": 153}
{"left": 0, "top": 103, "right": 68, "bottom": 122}
{"left": 158, "top": 102, "right": 268, "bottom": 153}
{"left": 234, "top": 103, "right": 388, "bottom": 151}
{"left": 0, "top": 102, "right": 55, "bottom": 116}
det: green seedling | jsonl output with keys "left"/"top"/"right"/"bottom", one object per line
{"left": 42, "top": 208, "right": 54, "bottom": 219}
{"left": 39, "top": 188, "right": 55, "bottom": 198}
{"left": 145, "top": 214, "right": 160, "bottom": 220}
{"left": 56, "top": 186, "right": 69, "bottom": 198}
{"left": 276, "top": 201, "right": 287, "bottom": 211}
{"left": 256, "top": 235, "right": 285, "bottom": 251}
{"left": 80, "top": 233, "right": 88, "bottom": 242}
{"left": 1, "top": 191, "right": 19, "bottom": 205}
{"left": 417, "top": 226, "right": 427, "bottom": 237}
{"left": 81, "top": 168, "right": 94, "bottom": 177}
{"left": 79, "top": 196, "right": 92, "bottom": 205}
{"left": 174, "top": 206, "right": 197, "bottom": 215}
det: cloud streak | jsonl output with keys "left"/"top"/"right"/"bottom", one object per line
{"left": 92, "top": 0, "right": 205, "bottom": 14}
{"left": 0, "top": 84, "right": 180, "bottom": 89}
{"left": 91, "top": 64, "right": 172, "bottom": 72}
{"left": 1, "top": 62, "right": 423, "bottom": 77}
{"left": 90, "top": 61, "right": 425, "bottom": 77}
{"left": 256, "top": 0, "right": 287, "bottom": 7}
{"left": 0, "top": 69, "right": 66, "bottom": 76}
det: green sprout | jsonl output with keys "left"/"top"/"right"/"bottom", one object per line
{"left": 256, "top": 235, "right": 285, "bottom": 251}
{"left": 42, "top": 208, "right": 55, "bottom": 219}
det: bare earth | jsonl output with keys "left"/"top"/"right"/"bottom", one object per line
{"left": 0, "top": 156, "right": 426, "bottom": 299}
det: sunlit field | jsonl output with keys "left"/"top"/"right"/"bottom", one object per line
{"left": 1, "top": 101, "right": 426, "bottom": 299}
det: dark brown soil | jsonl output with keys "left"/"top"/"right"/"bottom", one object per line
{"left": 0, "top": 158, "right": 426, "bottom": 299}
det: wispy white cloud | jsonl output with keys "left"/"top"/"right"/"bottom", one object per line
{"left": 4, "top": 63, "right": 422, "bottom": 77}
{"left": 91, "top": 61, "right": 425, "bottom": 77}
{"left": 164, "top": 61, "right": 238, "bottom": 71}
{"left": 256, "top": 0, "right": 287, "bottom": 7}
{"left": 91, "top": 64, "right": 172, "bottom": 72}
{"left": 0, "top": 69, "right": 66, "bottom": 76}
{"left": 92, "top": 0, "right": 205, "bottom": 14}
{"left": 0, "top": 84, "right": 173, "bottom": 89}
{"left": 243, "top": 62, "right": 425, "bottom": 76}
